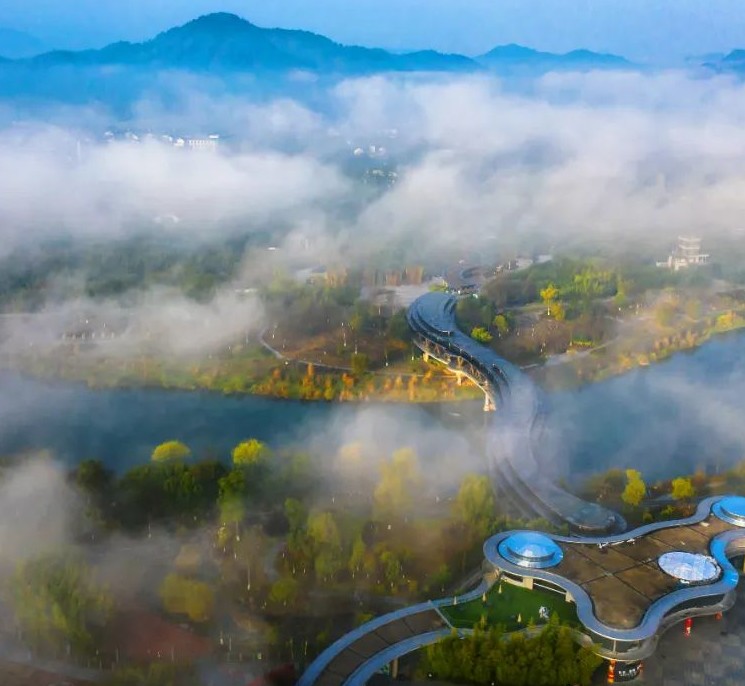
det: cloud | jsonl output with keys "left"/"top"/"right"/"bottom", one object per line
{"left": 0, "top": 122, "right": 349, "bottom": 253}
{"left": 1, "top": 287, "right": 266, "bottom": 357}
{"left": 5, "top": 68, "right": 745, "bottom": 264}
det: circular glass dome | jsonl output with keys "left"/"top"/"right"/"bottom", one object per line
{"left": 713, "top": 496, "right": 745, "bottom": 527}
{"left": 658, "top": 552, "right": 720, "bottom": 583}
{"left": 498, "top": 532, "right": 563, "bottom": 569}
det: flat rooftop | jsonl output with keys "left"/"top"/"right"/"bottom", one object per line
{"left": 555, "top": 515, "right": 738, "bottom": 629}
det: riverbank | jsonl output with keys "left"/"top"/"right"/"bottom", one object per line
{"left": 532, "top": 306, "right": 745, "bottom": 391}
{"left": 1, "top": 343, "right": 482, "bottom": 404}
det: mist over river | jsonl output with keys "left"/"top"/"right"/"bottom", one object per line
{"left": 1, "top": 332, "right": 744, "bottom": 480}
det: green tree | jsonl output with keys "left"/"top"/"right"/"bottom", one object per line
{"left": 348, "top": 536, "right": 367, "bottom": 577}
{"left": 231, "top": 439, "right": 269, "bottom": 466}
{"left": 11, "top": 554, "right": 112, "bottom": 656}
{"left": 151, "top": 440, "right": 191, "bottom": 463}
{"left": 351, "top": 352, "right": 370, "bottom": 376}
{"left": 269, "top": 577, "right": 299, "bottom": 606}
{"left": 671, "top": 476, "right": 695, "bottom": 500}
{"left": 307, "top": 511, "right": 341, "bottom": 549}
{"left": 621, "top": 469, "right": 647, "bottom": 507}
{"left": 159, "top": 574, "right": 214, "bottom": 622}
{"left": 471, "top": 326, "right": 493, "bottom": 343}
{"left": 493, "top": 314, "right": 511, "bottom": 337}
{"left": 453, "top": 474, "right": 496, "bottom": 540}
{"left": 373, "top": 448, "right": 422, "bottom": 518}
{"left": 379, "top": 550, "right": 403, "bottom": 589}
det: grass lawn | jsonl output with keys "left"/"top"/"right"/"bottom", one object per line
{"left": 440, "top": 580, "right": 578, "bottom": 631}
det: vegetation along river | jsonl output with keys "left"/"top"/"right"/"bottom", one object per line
{"left": 1, "top": 332, "right": 743, "bottom": 479}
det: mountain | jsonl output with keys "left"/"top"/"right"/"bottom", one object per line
{"left": 0, "top": 27, "right": 47, "bottom": 59}
{"left": 477, "top": 44, "right": 630, "bottom": 71}
{"left": 23, "top": 13, "right": 477, "bottom": 74}
{"left": 700, "top": 49, "right": 745, "bottom": 74}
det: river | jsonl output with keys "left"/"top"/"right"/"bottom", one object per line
{"left": 0, "top": 332, "right": 743, "bottom": 479}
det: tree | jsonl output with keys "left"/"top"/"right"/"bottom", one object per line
{"left": 159, "top": 574, "right": 214, "bottom": 622}
{"left": 373, "top": 448, "right": 422, "bottom": 518}
{"left": 11, "top": 554, "right": 112, "bottom": 656}
{"left": 493, "top": 314, "right": 510, "bottom": 337}
{"left": 453, "top": 474, "right": 496, "bottom": 539}
{"left": 379, "top": 550, "right": 403, "bottom": 589}
{"left": 307, "top": 511, "right": 341, "bottom": 549}
{"left": 351, "top": 352, "right": 370, "bottom": 376}
{"left": 621, "top": 469, "right": 647, "bottom": 507}
{"left": 269, "top": 577, "right": 299, "bottom": 606}
{"left": 540, "top": 283, "right": 559, "bottom": 315}
{"left": 471, "top": 327, "right": 493, "bottom": 343}
{"left": 548, "top": 301, "right": 566, "bottom": 321}
{"left": 75, "top": 459, "right": 113, "bottom": 497}
{"left": 348, "top": 536, "right": 367, "bottom": 577}
{"left": 232, "top": 439, "right": 269, "bottom": 466}
{"left": 671, "top": 476, "right": 695, "bottom": 500}
{"left": 151, "top": 440, "right": 191, "bottom": 463}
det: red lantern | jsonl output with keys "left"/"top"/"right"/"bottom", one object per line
{"left": 684, "top": 617, "right": 693, "bottom": 636}
{"left": 607, "top": 658, "right": 616, "bottom": 683}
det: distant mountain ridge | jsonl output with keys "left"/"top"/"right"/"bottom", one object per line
{"left": 8, "top": 12, "right": 631, "bottom": 75}
{"left": 23, "top": 13, "right": 476, "bottom": 73}
{"left": 0, "top": 27, "right": 48, "bottom": 59}
{"left": 478, "top": 43, "right": 629, "bottom": 69}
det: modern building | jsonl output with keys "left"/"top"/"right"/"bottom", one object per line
{"left": 483, "top": 497, "right": 745, "bottom": 674}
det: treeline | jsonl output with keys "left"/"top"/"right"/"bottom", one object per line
{"left": 0, "top": 234, "right": 256, "bottom": 309}
{"left": 421, "top": 619, "right": 602, "bottom": 686}
{"left": 74, "top": 439, "right": 308, "bottom": 532}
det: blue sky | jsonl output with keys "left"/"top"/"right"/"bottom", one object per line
{"left": 1, "top": 0, "right": 744, "bottom": 62}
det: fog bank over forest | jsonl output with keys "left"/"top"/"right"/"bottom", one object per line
{"left": 3, "top": 69, "right": 745, "bottom": 264}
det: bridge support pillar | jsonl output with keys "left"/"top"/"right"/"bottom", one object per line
{"left": 423, "top": 351, "right": 429, "bottom": 363}
{"left": 484, "top": 396, "right": 496, "bottom": 412}
{"left": 390, "top": 658, "right": 399, "bottom": 679}
{"left": 456, "top": 371, "right": 464, "bottom": 386}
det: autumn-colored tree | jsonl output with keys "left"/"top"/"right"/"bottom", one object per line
{"left": 232, "top": 439, "right": 269, "bottom": 466}
{"left": 471, "top": 327, "right": 493, "bottom": 343}
{"left": 540, "top": 283, "right": 560, "bottom": 315}
{"left": 621, "top": 469, "right": 647, "bottom": 507}
{"left": 671, "top": 476, "right": 695, "bottom": 500}
{"left": 151, "top": 440, "right": 191, "bottom": 463}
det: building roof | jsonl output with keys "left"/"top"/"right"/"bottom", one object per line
{"left": 658, "top": 552, "right": 720, "bottom": 583}
{"left": 714, "top": 496, "right": 745, "bottom": 527}
{"left": 498, "top": 532, "right": 563, "bottom": 569}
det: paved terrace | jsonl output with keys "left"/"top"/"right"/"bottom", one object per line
{"left": 555, "top": 513, "right": 739, "bottom": 629}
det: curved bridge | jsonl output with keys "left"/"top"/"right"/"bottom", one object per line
{"left": 407, "top": 292, "right": 625, "bottom": 534}
{"left": 298, "top": 292, "right": 745, "bottom": 684}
